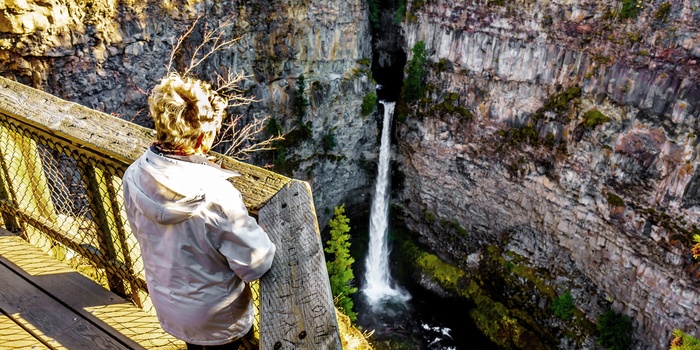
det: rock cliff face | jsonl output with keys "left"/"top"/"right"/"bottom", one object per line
{"left": 0, "top": 0, "right": 376, "bottom": 225}
{"left": 396, "top": 0, "right": 699, "bottom": 348}
{"left": 4, "top": 0, "right": 700, "bottom": 347}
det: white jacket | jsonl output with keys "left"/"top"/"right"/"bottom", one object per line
{"left": 122, "top": 148, "right": 276, "bottom": 345}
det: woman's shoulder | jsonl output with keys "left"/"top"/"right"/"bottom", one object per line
{"left": 201, "top": 174, "right": 242, "bottom": 203}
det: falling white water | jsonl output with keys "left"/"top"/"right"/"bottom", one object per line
{"left": 363, "top": 101, "right": 411, "bottom": 305}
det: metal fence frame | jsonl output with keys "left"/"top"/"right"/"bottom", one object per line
{"left": 0, "top": 76, "right": 341, "bottom": 349}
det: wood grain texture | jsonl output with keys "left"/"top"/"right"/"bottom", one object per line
{"left": 0, "top": 76, "right": 290, "bottom": 214}
{"left": 0, "top": 228, "right": 184, "bottom": 349}
{"left": 0, "top": 263, "right": 127, "bottom": 349}
{"left": 258, "top": 180, "right": 341, "bottom": 350}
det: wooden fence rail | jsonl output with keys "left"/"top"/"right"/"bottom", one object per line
{"left": 0, "top": 76, "right": 341, "bottom": 349}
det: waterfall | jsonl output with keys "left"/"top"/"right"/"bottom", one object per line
{"left": 362, "top": 101, "right": 410, "bottom": 306}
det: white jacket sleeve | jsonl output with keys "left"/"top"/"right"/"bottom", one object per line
{"left": 214, "top": 187, "right": 276, "bottom": 283}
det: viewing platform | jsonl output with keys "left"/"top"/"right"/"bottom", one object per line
{"left": 0, "top": 76, "right": 342, "bottom": 349}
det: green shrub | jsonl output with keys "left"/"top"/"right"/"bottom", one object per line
{"left": 655, "top": 3, "right": 671, "bottom": 20}
{"left": 396, "top": 0, "right": 406, "bottom": 24}
{"left": 324, "top": 205, "right": 358, "bottom": 322}
{"left": 607, "top": 192, "right": 625, "bottom": 207}
{"left": 361, "top": 91, "right": 377, "bottom": 116}
{"left": 471, "top": 296, "right": 525, "bottom": 348}
{"left": 532, "top": 86, "right": 581, "bottom": 121}
{"left": 428, "top": 92, "right": 473, "bottom": 120}
{"left": 323, "top": 132, "right": 336, "bottom": 152}
{"left": 416, "top": 253, "right": 465, "bottom": 290}
{"left": 626, "top": 32, "right": 641, "bottom": 44}
{"left": 403, "top": 41, "right": 428, "bottom": 103}
{"left": 597, "top": 310, "right": 634, "bottom": 350}
{"left": 552, "top": 291, "right": 574, "bottom": 320}
{"left": 619, "top": 0, "right": 641, "bottom": 20}
{"left": 368, "top": 0, "right": 379, "bottom": 28}
{"left": 499, "top": 124, "right": 540, "bottom": 147}
{"left": 581, "top": 109, "right": 611, "bottom": 129}
{"left": 356, "top": 58, "right": 370, "bottom": 66}
{"left": 424, "top": 210, "right": 436, "bottom": 224}
{"left": 408, "top": 0, "right": 425, "bottom": 22}
{"left": 443, "top": 219, "right": 468, "bottom": 237}
{"left": 671, "top": 329, "right": 700, "bottom": 349}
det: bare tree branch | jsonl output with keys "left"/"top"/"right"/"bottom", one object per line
{"left": 166, "top": 16, "right": 201, "bottom": 74}
{"left": 213, "top": 115, "right": 285, "bottom": 160}
{"left": 166, "top": 16, "right": 286, "bottom": 161}
{"left": 182, "top": 17, "right": 240, "bottom": 77}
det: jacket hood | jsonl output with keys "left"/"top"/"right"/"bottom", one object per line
{"left": 125, "top": 149, "right": 237, "bottom": 225}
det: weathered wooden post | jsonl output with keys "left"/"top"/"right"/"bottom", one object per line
{"left": 258, "top": 181, "right": 342, "bottom": 350}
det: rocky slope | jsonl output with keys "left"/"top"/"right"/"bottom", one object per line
{"left": 4, "top": 0, "right": 700, "bottom": 347}
{"left": 0, "top": 0, "right": 377, "bottom": 225}
{"left": 395, "top": 0, "right": 699, "bottom": 348}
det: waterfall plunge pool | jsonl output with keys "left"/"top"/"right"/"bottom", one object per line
{"left": 344, "top": 102, "right": 499, "bottom": 349}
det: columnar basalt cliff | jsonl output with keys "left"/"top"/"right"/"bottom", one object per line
{"left": 395, "top": 0, "right": 699, "bottom": 348}
{"left": 0, "top": 0, "right": 376, "bottom": 225}
{"left": 4, "top": 0, "right": 700, "bottom": 348}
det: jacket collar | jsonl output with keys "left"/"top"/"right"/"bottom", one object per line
{"left": 146, "top": 147, "right": 241, "bottom": 179}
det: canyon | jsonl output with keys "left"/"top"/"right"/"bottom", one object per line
{"left": 1, "top": 0, "right": 699, "bottom": 348}
{"left": 393, "top": 0, "right": 700, "bottom": 348}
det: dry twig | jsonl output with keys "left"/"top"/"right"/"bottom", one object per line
{"left": 166, "top": 16, "right": 286, "bottom": 160}
{"left": 166, "top": 16, "right": 200, "bottom": 74}
{"left": 213, "top": 115, "right": 284, "bottom": 160}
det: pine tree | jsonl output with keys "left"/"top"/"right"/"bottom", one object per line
{"left": 325, "top": 204, "right": 358, "bottom": 322}
{"left": 294, "top": 74, "right": 312, "bottom": 139}
{"left": 403, "top": 41, "right": 428, "bottom": 103}
{"left": 295, "top": 74, "right": 308, "bottom": 120}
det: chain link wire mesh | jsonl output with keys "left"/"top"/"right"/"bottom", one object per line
{"left": 0, "top": 113, "right": 260, "bottom": 349}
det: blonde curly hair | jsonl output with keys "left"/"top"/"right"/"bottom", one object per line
{"left": 149, "top": 73, "right": 227, "bottom": 152}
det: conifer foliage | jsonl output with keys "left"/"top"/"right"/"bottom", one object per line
{"left": 295, "top": 74, "right": 312, "bottom": 139}
{"left": 403, "top": 41, "right": 428, "bottom": 103}
{"left": 324, "top": 204, "right": 358, "bottom": 322}
{"left": 597, "top": 310, "right": 634, "bottom": 350}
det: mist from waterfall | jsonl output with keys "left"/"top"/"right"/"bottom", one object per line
{"left": 362, "top": 101, "right": 411, "bottom": 306}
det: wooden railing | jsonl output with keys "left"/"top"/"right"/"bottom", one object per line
{"left": 0, "top": 76, "right": 341, "bottom": 349}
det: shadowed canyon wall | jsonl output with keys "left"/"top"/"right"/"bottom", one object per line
{"left": 2, "top": 0, "right": 700, "bottom": 348}
{"left": 395, "top": 0, "right": 699, "bottom": 348}
{"left": 0, "top": 0, "right": 376, "bottom": 226}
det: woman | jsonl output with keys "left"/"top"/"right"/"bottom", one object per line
{"left": 122, "top": 73, "right": 276, "bottom": 349}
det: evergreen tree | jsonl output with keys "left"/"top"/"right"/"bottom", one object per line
{"left": 403, "top": 41, "right": 428, "bottom": 103}
{"left": 294, "top": 74, "right": 312, "bottom": 139}
{"left": 295, "top": 74, "right": 308, "bottom": 120}
{"left": 367, "top": 0, "right": 379, "bottom": 28}
{"left": 552, "top": 291, "right": 574, "bottom": 320}
{"left": 324, "top": 204, "right": 358, "bottom": 322}
{"left": 597, "top": 310, "right": 634, "bottom": 350}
